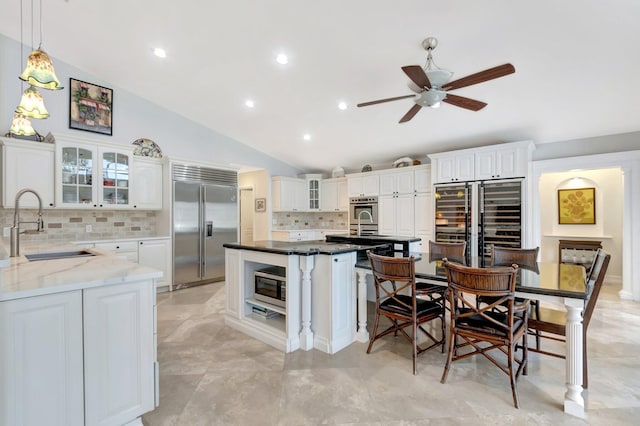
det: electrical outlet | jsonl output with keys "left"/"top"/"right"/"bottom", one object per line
{"left": 86, "top": 224, "right": 92, "bottom": 233}
{"left": 3, "top": 227, "right": 10, "bottom": 237}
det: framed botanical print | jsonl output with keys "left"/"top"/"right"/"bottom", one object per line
{"left": 558, "top": 187, "right": 595, "bottom": 224}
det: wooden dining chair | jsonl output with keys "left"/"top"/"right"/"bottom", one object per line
{"left": 441, "top": 259, "right": 529, "bottom": 408}
{"left": 367, "top": 251, "right": 446, "bottom": 375}
{"left": 528, "top": 249, "right": 610, "bottom": 389}
{"left": 416, "top": 240, "right": 467, "bottom": 302}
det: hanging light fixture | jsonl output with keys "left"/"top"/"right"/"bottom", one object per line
{"left": 8, "top": 113, "right": 37, "bottom": 136}
{"left": 18, "top": 0, "right": 62, "bottom": 91}
{"left": 16, "top": 84, "right": 49, "bottom": 119}
{"left": 6, "top": 0, "right": 59, "bottom": 139}
{"left": 19, "top": 48, "right": 62, "bottom": 90}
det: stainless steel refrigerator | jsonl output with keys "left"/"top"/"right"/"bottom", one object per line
{"left": 434, "top": 179, "right": 524, "bottom": 257}
{"left": 172, "top": 164, "right": 238, "bottom": 289}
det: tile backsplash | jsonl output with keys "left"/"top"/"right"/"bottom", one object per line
{"left": 0, "top": 208, "right": 157, "bottom": 245}
{"left": 273, "top": 211, "right": 348, "bottom": 230}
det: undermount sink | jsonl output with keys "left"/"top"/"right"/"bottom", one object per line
{"left": 24, "top": 249, "right": 97, "bottom": 262}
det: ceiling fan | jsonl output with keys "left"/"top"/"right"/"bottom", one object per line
{"left": 357, "top": 37, "right": 515, "bottom": 123}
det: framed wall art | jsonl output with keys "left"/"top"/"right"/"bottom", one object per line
{"left": 69, "top": 78, "right": 113, "bottom": 135}
{"left": 558, "top": 187, "right": 595, "bottom": 224}
{"left": 255, "top": 198, "right": 266, "bottom": 212}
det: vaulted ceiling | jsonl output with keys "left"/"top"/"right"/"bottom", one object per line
{"left": 1, "top": 1, "right": 638, "bottom": 173}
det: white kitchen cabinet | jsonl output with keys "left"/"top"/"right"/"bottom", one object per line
{"left": 474, "top": 146, "right": 525, "bottom": 180}
{"left": 0, "top": 137, "right": 56, "bottom": 208}
{"left": 0, "top": 291, "right": 85, "bottom": 426}
{"left": 430, "top": 141, "right": 534, "bottom": 184}
{"left": 130, "top": 156, "right": 163, "bottom": 209}
{"left": 347, "top": 173, "right": 379, "bottom": 197}
{"left": 94, "top": 240, "right": 139, "bottom": 262}
{"left": 272, "top": 176, "right": 307, "bottom": 211}
{"left": 272, "top": 230, "right": 316, "bottom": 241}
{"left": 413, "top": 165, "right": 432, "bottom": 193}
{"left": 378, "top": 193, "right": 415, "bottom": 236}
{"left": 433, "top": 152, "right": 475, "bottom": 183}
{"left": 302, "top": 174, "right": 322, "bottom": 211}
{"left": 83, "top": 280, "right": 156, "bottom": 426}
{"left": 414, "top": 192, "right": 433, "bottom": 252}
{"left": 56, "top": 140, "right": 133, "bottom": 209}
{"left": 379, "top": 169, "right": 414, "bottom": 196}
{"left": 138, "top": 238, "right": 172, "bottom": 288}
{"left": 321, "top": 178, "right": 348, "bottom": 211}
{"left": 312, "top": 251, "right": 357, "bottom": 354}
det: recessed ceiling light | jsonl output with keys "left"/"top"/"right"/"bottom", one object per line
{"left": 303, "top": 134, "right": 311, "bottom": 141}
{"left": 245, "top": 100, "right": 255, "bottom": 108}
{"left": 338, "top": 102, "right": 347, "bottom": 110}
{"left": 276, "top": 53, "right": 288, "bottom": 65}
{"left": 153, "top": 48, "right": 167, "bottom": 58}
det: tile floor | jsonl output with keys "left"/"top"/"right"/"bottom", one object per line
{"left": 142, "top": 282, "right": 640, "bottom": 425}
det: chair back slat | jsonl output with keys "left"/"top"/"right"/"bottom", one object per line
{"left": 492, "top": 245, "right": 539, "bottom": 269}
{"left": 429, "top": 240, "right": 467, "bottom": 258}
{"left": 582, "top": 249, "right": 610, "bottom": 327}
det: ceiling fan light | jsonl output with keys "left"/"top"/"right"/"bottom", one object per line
{"left": 16, "top": 85, "right": 50, "bottom": 119}
{"left": 425, "top": 69, "right": 452, "bottom": 88}
{"left": 8, "top": 113, "right": 36, "bottom": 136}
{"left": 19, "top": 49, "right": 63, "bottom": 91}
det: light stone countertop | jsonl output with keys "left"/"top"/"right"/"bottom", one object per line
{"left": 0, "top": 241, "right": 162, "bottom": 302}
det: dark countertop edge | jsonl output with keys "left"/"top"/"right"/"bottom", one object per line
{"left": 325, "top": 234, "right": 421, "bottom": 243}
{"left": 223, "top": 242, "right": 388, "bottom": 256}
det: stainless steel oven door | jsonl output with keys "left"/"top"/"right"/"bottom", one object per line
{"left": 349, "top": 197, "right": 378, "bottom": 225}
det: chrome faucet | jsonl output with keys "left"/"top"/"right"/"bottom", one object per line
{"left": 10, "top": 188, "right": 45, "bottom": 257}
{"left": 357, "top": 210, "right": 373, "bottom": 236}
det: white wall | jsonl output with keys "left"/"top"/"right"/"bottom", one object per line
{"left": 239, "top": 169, "right": 271, "bottom": 241}
{"left": 0, "top": 34, "right": 302, "bottom": 177}
{"left": 538, "top": 168, "right": 623, "bottom": 282}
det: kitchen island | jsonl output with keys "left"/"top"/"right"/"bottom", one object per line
{"left": 0, "top": 243, "right": 162, "bottom": 426}
{"left": 223, "top": 240, "right": 389, "bottom": 354}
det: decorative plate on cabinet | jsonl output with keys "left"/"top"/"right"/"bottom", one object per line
{"left": 132, "top": 138, "right": 162, "bottom": 158}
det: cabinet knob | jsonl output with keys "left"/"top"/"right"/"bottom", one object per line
{"left": 93, "top": 204, "right": 97, "bottom": 207}
{"left": 334, "top": 258, "right": 338, "bottom": 262}
{"left": 116, "top": 246, "right": 120, "bottom": 249}
{"left": 140, "top": 241, "right": 143, "bottom": 245}
{"left": 49, "top": 203, "right": 54, "bottom": 207}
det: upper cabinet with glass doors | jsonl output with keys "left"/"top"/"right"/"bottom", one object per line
{"left": 56, "top": 140, "right": 133, "bottom": 208}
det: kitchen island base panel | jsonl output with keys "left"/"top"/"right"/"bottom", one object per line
{"left": 225, "top": 246, "right": 359, "bottom": 354}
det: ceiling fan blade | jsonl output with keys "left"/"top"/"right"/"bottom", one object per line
{"left": 443, "top": 93, "right": 487, "bottom": 111}
{"left": 357, "top": 94, "right": 416, "bottom": 107}
{"left": 445, "top": 63, "right": 515, "bottom": 91}
{"left": 402, "top": 65, "right": 431, "bottom": 90}
{"left": 399, "top": 104, "right": 422, "bottom": 123}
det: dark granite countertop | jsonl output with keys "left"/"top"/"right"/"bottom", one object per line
{"left": 223, "top": 240, "right": 389, "bottom": 256}
{"left": 325, "top": 234, "right": 421, "bottom": 244}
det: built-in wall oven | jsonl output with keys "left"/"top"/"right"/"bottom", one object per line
{"left": 349, "top": 196, "right": 379, "bottom": 235}
{"left": 254, "top": 266, "right": 286, "bottom": 308}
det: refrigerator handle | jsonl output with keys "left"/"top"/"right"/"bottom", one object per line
{"left": 200, "top": 186, "right": 205, "bottom": 278}
{"left": 206, "top": 221, "right": 213, "bottom": 238}
{"left": 464, "top": 185, "right": 471, "bottom": 246}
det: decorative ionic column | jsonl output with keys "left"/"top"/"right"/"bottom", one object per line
{"left": 299, "top": 256, "right": 314, "bottom": 350}
{"left": 563, "top": 298, "right": 585, "bottom": 418}
{"left": 355, "top": 268, "right": 370, "bottom": 342}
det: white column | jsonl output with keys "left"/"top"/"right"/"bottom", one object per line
{"left": 299, "top": 255, "right": 314, "bottom": 350}
{"left": 355, "top": 268, "right": 370, "bottom": 342}
{"left": 563, "top": 298, "right": 585, "bottom": 418}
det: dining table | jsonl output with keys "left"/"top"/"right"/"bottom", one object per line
{"left": 354, "top": 252, "right": 590, "bottom": 418}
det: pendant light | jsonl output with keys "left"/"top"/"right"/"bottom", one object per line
{"left": 16, "top": 84, "right": 50, "bottom": 119}
{"left": 19, "top": 48, "right": 62, "bottom": 91}
{"left": 8, "top": 113, "right": 37, "bottom": 136}
{"left": 18, "top": 0, "right": 62, "bottom": 91}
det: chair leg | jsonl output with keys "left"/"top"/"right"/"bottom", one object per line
{"left": 440, "top": 315, "right": 446, "bottom": 353}
{"left": 412, "top": 321, "right": 418, "bottom": 375}
{"left": 440, "top": 330, "right": 455, "bottom": 384}
{"left": 366, "top": 310, "right": 382, "bottom": 354}
{"left": 508, "top": 343, "right": 520, "bottom": 409}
